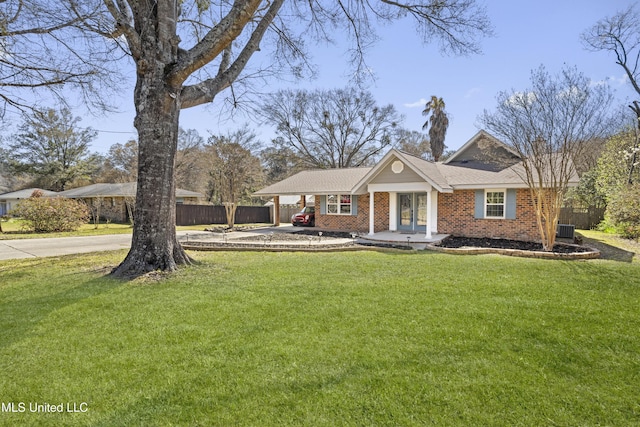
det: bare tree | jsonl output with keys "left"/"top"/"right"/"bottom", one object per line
{"left": 98, "top": 139, "right": 138, "bottom": 183}
{"left": 176, "top": 128, "right": 206, "bottom": 193}
{"left": 583, "top": 6, "right": 640, "bottom": 184}
{"left": 395, "top": 129, "right": 431, "bottom": 160}
{"left": 481, "top": 65, "right": 616, "bottom": 251}
{"left": 260, "top": 145, "right": 306, "bottom": 185}
{"left": 262, "top": 87, "right": 402, "bottom": 168}
{"left": 205, "top": 128, "right": 264, "bottom": 228}
{"left": 0, "top": 0, "right": 121, "bottom": 113}
{"left": 95, "top": 0, "right": 492, "bottom": 277}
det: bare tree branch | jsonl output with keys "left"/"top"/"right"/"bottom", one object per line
{"left": 169, "top": 0, "right": 265, "bottom": 85}
{"left": 0, "top": 0, "right": 123, "bottom": 114}
{"left": 481, "top": 65, "right": 617, "bottom": 250}
{"left": 260, "top": 87, "right": 401, "bottom": 168}
{"left": 180, "top": 0, "right": 284, "bottom": 108}
{"left": 582, "top": 5, "right": 640, "bottom": 97}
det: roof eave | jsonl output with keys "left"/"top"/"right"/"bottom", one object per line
{"left": 353, "top": 149, "right": 449, "bottom": 193}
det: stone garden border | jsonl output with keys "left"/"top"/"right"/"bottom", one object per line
{"left": 182, "top": 240, "right": 600, "bottom": 259}
{"left": 426, "top": 243, "right": 600, "bottom": 260}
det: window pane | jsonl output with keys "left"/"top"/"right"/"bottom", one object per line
{"left": 340, "top": 204, "right": 351, "bottom": 214}
{"left": 486, "top": 205, "right": 504, "bottom": 217}
{"left": 327, "top": 195, "right": 337, "bottom": 204}
{"left": 327, "top": 204, "right": 338, "bottom": 214}
{"left": 340, "top": 195, "right": 351, "bottom": 204}
{"left": 486, "top": 192, "right": 504, "bottom": 204}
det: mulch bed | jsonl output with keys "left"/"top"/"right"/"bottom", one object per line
{"left": 436, "top": 236, "right": 592, "bottom": 254}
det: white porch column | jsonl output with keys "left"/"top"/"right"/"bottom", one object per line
{"left": 425, "top": 190, "right": 432, "bottom": 239}
{"left": 368, "top": 191, "right": 375, "bottom": 235}
{"left": 388, "top": 192, "right": 397, "bottom": 231}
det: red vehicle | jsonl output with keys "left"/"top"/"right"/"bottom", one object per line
{"left": 291, "top": 206, "right": 315, "bottom": 227}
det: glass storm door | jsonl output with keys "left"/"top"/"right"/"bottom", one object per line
{"left": 398, "top": 194, "right": 413, "bottom": 230}
{"left": 398, "top": 193, "right": 427, "bottom": 231}
{"left": 416, "top": 194, "right": 427, "bottom": 230}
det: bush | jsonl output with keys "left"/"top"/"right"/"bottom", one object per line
{"left": 605, "top": 185, "right": 640, "bottom": 240}
{"left": 13, "top": 191, "right": 89, "bottom": 232}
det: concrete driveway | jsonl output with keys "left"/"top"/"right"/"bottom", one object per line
{"left": 0, "top": 231, "right": 213, "bottom": 261}
{"left": 0, "top": 234, "right": 132, "bottom": 260}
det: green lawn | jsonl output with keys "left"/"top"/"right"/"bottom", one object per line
{"left": 0, "top": 219, "right": 134, "bottom": 239}
{"left": 0, "top": 249, "right": 639, "bottom": 426}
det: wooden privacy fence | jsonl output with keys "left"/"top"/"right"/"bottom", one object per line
{"left": 279, "top": 205, "right": 301, "bottom": 224}
{"left": 176, "top": 204, "right": 271, "bottom": 226}
{"left": 558, "top": 206, "right": 605, "bottom": 230}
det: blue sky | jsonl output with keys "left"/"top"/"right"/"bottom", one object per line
{"left": 86, "top": 0, "right": 637, "bottom": 155}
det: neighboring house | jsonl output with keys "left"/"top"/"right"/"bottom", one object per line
{"left": 255, "top": 130, "right": 580, "bottom": 242}
{"left": 58, "top": 183, "right": 204, "bottom": 222}
{"left": 0, "top": 188, "right": 59, "bottom": 216}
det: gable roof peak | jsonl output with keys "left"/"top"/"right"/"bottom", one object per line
{"left": 445, "top": 130, "right": 521, "bottom": 164}
{"left": 392, "top": 148, "right": 434, "bottom": 163}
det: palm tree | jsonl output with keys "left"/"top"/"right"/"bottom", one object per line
{"left": 422, "top": 96, "right": 449, "bottom": 161}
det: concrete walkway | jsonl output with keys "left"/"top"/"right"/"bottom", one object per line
{"left": 358, "top": 231, "right": 448, "bottom": 244}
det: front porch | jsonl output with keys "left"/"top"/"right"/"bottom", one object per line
{"left": 359, "top": 230, "right": 449, "bottom": 245}
{"left": 365, "top": 186, "right": 440, "bottom": 239}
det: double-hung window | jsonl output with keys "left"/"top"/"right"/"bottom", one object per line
{"left": 327, "top": 194, "right": 352, "bottom": 215}
{"left": 485, "top": 190, "right": 505, "bottom": 218}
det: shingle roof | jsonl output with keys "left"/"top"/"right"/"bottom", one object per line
{"left": 58, "top": 183, "right": 203, "bottom": 198}
{"left": 396, "top": 151, "right": 453, "bottom": 191}
{"left": 436, "top": 162, "right": 529, "bottom": 188}
{"left": 58, "top": 183, "right": 137, "bottom": 197}
{"left": 253, "top": 131, "right": 580, "bottom": 196}
{"left": 254, "top": 168, "right": 372, "bottom": 196}
{"left": 0, "top": 188, "right": 58, "bottom": 199}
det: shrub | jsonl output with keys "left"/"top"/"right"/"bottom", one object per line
{"left": 605, "top": 185, "right": 640, "bottom": 240}
{"left": 13, "top": 192, "right": 89, "bottom": 232}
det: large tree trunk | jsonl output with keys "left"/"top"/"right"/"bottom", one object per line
{"left": 112, "top": 1, "right": 190, "bottom": 278}
{"left": 112, "top": 77, "right": 191, "bottom": 278}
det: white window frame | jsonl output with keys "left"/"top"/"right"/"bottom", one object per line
{"left": 484, "top": 189, "right": 506, "bottom": 219}
{"left": 326, "top": 194, "right": 352, "bottom": 215}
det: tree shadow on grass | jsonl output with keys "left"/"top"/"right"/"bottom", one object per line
{"left": 0, "top": 271, "right": 123, "bottom": 350}
{"left": 580, "top": 234, "right": 637, "bottom": 263}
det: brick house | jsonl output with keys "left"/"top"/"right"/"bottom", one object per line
{"left": 255, "top": 130, "right": 579, "bottom": 242}
{"left": 58, "top": 182, "right": 203, "bottom": 223}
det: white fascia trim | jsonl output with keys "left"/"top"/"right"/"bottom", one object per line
{"left": 368, "top": 182, "right": 432, "bottom": 193}
{"left": 451, "top": 183, "right": 529, "bottom": 190}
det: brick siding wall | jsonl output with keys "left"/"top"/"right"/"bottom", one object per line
{"left": 438, "top": 189, "right": 540, "bottom": 242}
{"left": 85, "top": 197, "right": 129, "bottom": 222}
{"left": 315, "top": 193, "right": 389, "bottom": 234}
{"left": 316, "top": 189, "right": 541, "bottom": 242}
